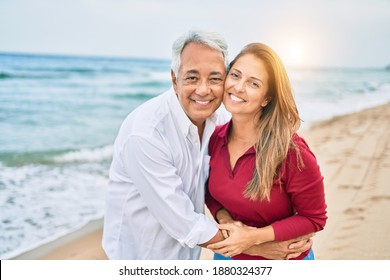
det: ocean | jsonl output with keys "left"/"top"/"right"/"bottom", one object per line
{"left": 0, "top": 53, "right": 389, "bottom": 259}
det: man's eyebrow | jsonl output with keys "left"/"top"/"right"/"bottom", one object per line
{"left": 184, "top": 70, "right": 223, "bottom": 76}
{"left": 210, "top": 71, "right": 224, "bottom": 76}
{"left": 184, "top": 69, "right": 200, "bottom": 75}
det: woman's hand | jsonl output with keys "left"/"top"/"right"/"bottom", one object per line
{"left": 207, "top": 221, "right": 270, "bottom": 257}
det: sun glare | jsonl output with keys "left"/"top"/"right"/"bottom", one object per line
{"left": 280, "top": 42, "right": 306, "bottom": 67}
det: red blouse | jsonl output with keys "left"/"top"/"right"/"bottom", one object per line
{"left": 206, "top": 121, "right": 327, "bottom": 260}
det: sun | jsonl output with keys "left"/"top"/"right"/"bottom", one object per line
{"left": 280, "top": 42, "right": 307, "bottom": 67}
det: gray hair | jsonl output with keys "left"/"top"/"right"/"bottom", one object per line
{"left": 171, "top": 30, "right": 229, "bottom": 77}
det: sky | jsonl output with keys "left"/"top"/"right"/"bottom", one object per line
{"left": 0, "top": 0, "right": 390, "bottom": 68}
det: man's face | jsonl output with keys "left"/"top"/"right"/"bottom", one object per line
{"left": 171, "top": 43, "right": 226, "bottom": 128}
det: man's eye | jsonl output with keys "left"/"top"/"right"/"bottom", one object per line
{"left": 185, "top": 76, "right": 198, "bottom": 81}
{"left": 230, "top": 72, "right": 239, "bottom": 78}
{"left": 209, "top": 77, "right": 223, "bottom": 84}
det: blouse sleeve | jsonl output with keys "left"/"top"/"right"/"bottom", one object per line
{"left": 205, "top": 183, "right": 224, "bottom": 219}
{"left": 205, "top": 127, "right": 225, "bottom": 219}
{"left": 271, "top": 135, "right": 328, "bottom": 241}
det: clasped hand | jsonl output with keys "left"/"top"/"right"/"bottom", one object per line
{"left": 207, "top": 221, "right": 260, "bottom": 257}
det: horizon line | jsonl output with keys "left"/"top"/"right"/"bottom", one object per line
{"left": 0, "top": 50, "right": 388, "bottom": 70}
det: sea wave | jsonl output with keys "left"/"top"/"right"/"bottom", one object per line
{"left": 0, "top": 69, "right": 105, "bottom": 79}
{"left": 16, "top": 65, "right": 132, "bottom": 74}
{"left": 0, "top": 69, "right": 169, "bottom": 81}
{"left": 0, "top": 161, "right": 108, "bottom": 259}
{"left": 0, "top": 71, "right": 77, "bottom": 80}
{"left": 52, "top": 145, "right": 113, "bottom": 163}
{"left": 0, "top": 72, "right": 13, "bottom": 79}
{"left": 0, "top": 145, "right": 114, "bottom": 167}
{"left": 1, "top": 216, "right": 103, "bottom": 260}
{"left": 130, "top": 80, "right": 170, "bottom": 88}
{"left": 297, "top": 82, "right": 390, "bottom": 129}
{"left": 112, "top": 92, "right": 158, "bottom": 100}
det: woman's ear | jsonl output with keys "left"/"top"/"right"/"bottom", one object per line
{"left": 261, "top": 98, "right": 270, "bottom": 107}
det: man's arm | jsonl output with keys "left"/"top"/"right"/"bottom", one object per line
{"left": 243, "top": 233, "right": 314, "bottom": 260}
{"left": 198, "top": 230, "right": 225, "bottom": 247}
{"left": 125, "top": 135, "right": 218, "bottom": 247}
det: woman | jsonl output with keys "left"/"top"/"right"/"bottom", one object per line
{"left": 206, "top": 43, "right": 327, "bottom": 260}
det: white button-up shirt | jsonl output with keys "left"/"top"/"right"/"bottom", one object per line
{"left": 102, "top": 87, "right": 230, "bottom": 259}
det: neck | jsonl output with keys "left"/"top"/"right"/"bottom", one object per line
{"left": 229, "top": 115, "right": 259, "bottom": 144}
{"left": 193, "top": 120, "right": 205, "bottom": 142}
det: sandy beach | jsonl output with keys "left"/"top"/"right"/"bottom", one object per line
{"left": 11, "top": 103, "right": 390, "bottom": 260}
{"left": 302, "top": 102, "right": 390, "bottom": 259}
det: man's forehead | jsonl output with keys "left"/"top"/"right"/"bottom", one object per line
{"left": 182, "top": 69, "right": 224, "bottom": 75}
{"left": 181, "top": 43, "right": 225, "bottom": 61}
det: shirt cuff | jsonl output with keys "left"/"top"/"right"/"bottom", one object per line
{"left": 182, "top": 215, "right": 219, "bottom": 248}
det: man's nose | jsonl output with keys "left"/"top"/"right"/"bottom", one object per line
{"left": 195, "top": 80, "right": 211, "bottom": 96}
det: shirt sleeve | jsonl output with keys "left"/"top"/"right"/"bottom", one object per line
{"left": 123, "top": 134, "right": 218, "bottom": 248}
{"left": 272, "top": 136, "right": 328, "bottom": 241}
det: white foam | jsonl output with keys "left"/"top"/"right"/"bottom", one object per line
{"left": 297, "top": 82, "right": 390, "bottom": 129}
{"left": 148, "top": 71, "right": 171, "bottom": 82}
{"left": 0, "top": 162, "right": 108, "bottom": 259}
{"left": 53, "top": 145, "right": 113, "bottom": 163}
{"left": 1, "top": 216, "right": 104, "bottom": 260}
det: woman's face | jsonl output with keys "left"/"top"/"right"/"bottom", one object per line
{"left": 223, "top": 54, "right": 270, "bottom": 118}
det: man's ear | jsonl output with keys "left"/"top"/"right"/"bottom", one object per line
{"left": 171, "top": 70, "right": 178, "bottom": 92}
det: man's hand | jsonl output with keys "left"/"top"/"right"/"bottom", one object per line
{"left": 243, "top": 233, "right": 315, "bottom": 260}
{"left": 198, "top": 229, "right": 225, "bottom": 247}
{"left": 215, "top": 208, "right": 234, "bottom": 238}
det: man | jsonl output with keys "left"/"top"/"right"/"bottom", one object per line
{"left": 102, "top": 30, "right": 312, "bottom": 259}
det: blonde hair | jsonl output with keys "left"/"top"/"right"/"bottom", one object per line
{"left": 229, "top": 43, "right": 302, "bottom": 201}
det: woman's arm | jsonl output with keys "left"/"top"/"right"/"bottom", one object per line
{"left": 209, "top": 209, "right": 315, "bottom": 258}
{"left": 272, "top": 136, "right": 327, "bottom": 241}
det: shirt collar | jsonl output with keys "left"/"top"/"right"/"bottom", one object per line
{"left": 216, "top": 119, "right": 256, "bottom": 155}
{"left": 217, "top": 119, "right": 232, "bottom": 145}
{"left": 167, "top": 86, "right": 219, "bottom": 137}
{"left": 166, "top": 87, "right": 193, "bottom": 137}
